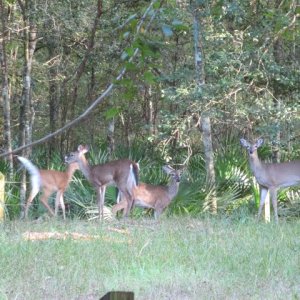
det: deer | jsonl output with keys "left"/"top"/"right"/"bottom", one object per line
{"left": 112, "top": 165, "right": 181, "bottom": 219}
{"left": 64, "top": 145, "right": 139, "bottom": 220}
{"left": 17, "top": 156, "right": 79, "bottom": 219}
{"left": 240, "top": 138, "right": 300, "bottom": 223}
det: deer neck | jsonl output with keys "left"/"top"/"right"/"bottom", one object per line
{"left": 249, "top": 152, "right": 264, "bottom": 176}
{"left": 167, "top": 179, "right": 180, "bottom": 200}
{"left": 66, "top": 163, "right": 78, "bottom": 181}
{"left": 77, "top": 155, "right": 93, "bottom": 182}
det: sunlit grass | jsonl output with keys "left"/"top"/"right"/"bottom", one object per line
{"left": 0, "top": 217, "right": 299, "bottom": 299}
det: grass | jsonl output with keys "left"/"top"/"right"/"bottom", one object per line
{"left": 0, "top": 216, "right": 299, "bottom": 299}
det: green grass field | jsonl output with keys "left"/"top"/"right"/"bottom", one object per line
{"left": 0, "top": 217, "right": 299, "bottom": 299}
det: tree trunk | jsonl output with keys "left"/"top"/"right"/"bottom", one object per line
{"left": 107, "top": 118, "right": 115, "bottom": 158}
{"left": 272, "top": 36, "right": 283, "bottom": 163}
{"left": 272, "top": 98, "right": 281, "bottom": 163}
{"left": 192, "top": 5, "right": 217, "bottom": 213}
{"left": 48, "top": 45, "right": 60, "bottom": 157}
{"left": 0, "top": 0, "right": 13, "bottom": 178}
{"left": 142, "top": 85, "right": 156, "bottom": 135}
{"left": 200, "top": 115, "right": 217, "bottom": 213}
{"left": 18, "top": 0, "right": 37, "bottom": 217}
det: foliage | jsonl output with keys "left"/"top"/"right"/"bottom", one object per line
{"left": 1, "top": 0, "right": 299, "bottom": 218}
{"left": 3, "top": 137, "right": 299, "bottom": 221}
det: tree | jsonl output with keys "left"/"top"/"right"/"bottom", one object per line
{"left": 17, "top": 0, "right": 38, "bottom": 215}
{"left": 0, "top": 0, "right": 13, "bottom": 177}
{"left": 192, "top": 3, "right": 217, "bottom": 213}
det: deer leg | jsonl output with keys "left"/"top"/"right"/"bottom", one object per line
{"left": 97, "top": 186, "right": 106, "bottom": 220}
{"left": 24, "top": 187, "right": 40, "bottom": 219}
{"left": 257, "top": 187, "right": 268, "bottom": 221}
{"left": 270, "top": 188, "right": 278, "bottom": 224}
{"left": 40, "top": 189, "right": 55, "bottom": 217}
{"left": 112, "top": 195, "right": 128, "bottom": 216}
{"left": 60, "top": 193, "right": 66, "bottom": 220}
{"left": 154, "top": 209, "right": 163, "bottom": 220}
{"left": 96, "top": 187, "right": 102, "bottom": 220}
{"left": 55, "top": 191, "right": 66, "bottom": 220}
{"left": 121, "top": 190, "right": 134, "bottom": 218}
{"left": 154, "top": 202, "right": 167, "bottom": 220}
{"left": 54, "top": 192, "right": 59, "bottom": 217}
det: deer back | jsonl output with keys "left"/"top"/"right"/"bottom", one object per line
{"left": 37, "top": 162, "right": 77, "bottom": 190}
{"left": 133, "top": 183, "right": 170, "bottom": 209}
{"left": 263, "top": 160, "right": 300, "bottom": 188}
{"left": 90, "top": 159, "right": 136, "bottom": 187}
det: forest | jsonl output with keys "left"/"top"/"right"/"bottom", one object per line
{"left": 0, "top": 0, "right": 299, "bottom": 220}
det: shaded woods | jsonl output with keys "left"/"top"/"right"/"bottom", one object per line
{"left": 0, "top": 0, "right": 299, "bottom": 218}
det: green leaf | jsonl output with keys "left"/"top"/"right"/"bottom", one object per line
{"left": 172, "top": 19, "right": 189, "bottom": 31}
{"left": 133, "top": 38, "right": 160, "bottom": 58}
{"left": 125, "top": 62, "right": 138, "bottom": 71}
{"left": 143, "top": 71, "right": 156, "bottom": 84}
{"left": 129, "top": 19, "right": 138, "bottom": 30}
{"left": 114, "top": 78, "right": 133, "bottom": 86}
{"left": 105, "top": 107, "right": 120, "bottom": 120}
{"left": 123, "top": 85, "right": 138, "bottom": 100}
{"left": 153, "top": 1, "right": 160, "bottom": 9}
{"left": 125, "top": 47, "right": 135, "bottom": 57}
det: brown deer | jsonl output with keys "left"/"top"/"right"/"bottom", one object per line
{"left": 17, "top": 156, "right": 79, "bottom": 219}
{"left": 112, "top": 165, "right": 181, "bottom": 219}
{"left": 240, "top": 138, "right": 300, "bottom": 223}
{"left": 64, "top": 145, "right": 139, "bottom": 219}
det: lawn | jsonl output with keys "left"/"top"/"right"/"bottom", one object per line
{"left": 0, "top": 216, "right": 299, "bottom": 299}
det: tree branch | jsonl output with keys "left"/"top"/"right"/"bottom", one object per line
{"left": 0, "top": 0, "right": 159, "bottom": 158}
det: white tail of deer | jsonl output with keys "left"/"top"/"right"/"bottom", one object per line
{"left": 112, "top": 165, "right": 181, "bottom": 219}
{"left": 17, "top": 156, "right": 79, "bottom": 219}
{"left": 240, "top": 138, "right": 300, "bottom": 223}
{"left": 64, "top": 145, "right": 139, "bottom": 220}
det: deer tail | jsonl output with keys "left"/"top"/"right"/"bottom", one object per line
{"left": 17, "top": 156, "right": 41, "bottom": 191}
{"left": 126, "top": 162, "right": 139, "bottom": 194}
{"left": 131, "top": 162, "right": 139, "bottom": 186}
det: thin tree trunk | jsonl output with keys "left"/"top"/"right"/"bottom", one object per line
{"left": 18, "top": 0, "right": 37, "bottom": 217}
{"left": 0, "top": 0, "right": 13, "bottom": 178}
{"left": 272, "top": 36, "right": 283, "bottom": 163}
{"left": 142, "top": 85, "right": 156, "bottom": 135}
{"left": 48, "top": 45, "right": 60, "bottom": 157}
{"left": 272, "top": 98, "right": 281, "bottom": 163}
{"left": 87, "top": 64, "right": 96, "bottom": 147}
{"left": 107, "top": 118, "right": 115, "bottom": 158}
{"left": 192, "top": 6, "right": 217, "bottom": 213}
{"left": 200, "top": 115, "right": 217, "bottom": 212}
{"left": 18, "top": 0, "right": 37, "bottom": 154}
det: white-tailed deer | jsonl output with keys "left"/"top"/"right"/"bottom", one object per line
{"left": 112, "top": 165, "right": 181, "bottom": 219}
{"left": 64, "top": 145, "right": 139, "bottom": 220}
{"left": 240, "top": 138, "right": 300, "bottom": 223}
{"left": 17, "top": 156, "right": 79, "bottom": 219}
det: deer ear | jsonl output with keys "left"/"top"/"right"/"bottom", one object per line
{"left": 256, "top": 138, "right": 264, "bottom": 147}
{"left": 77, "top": 145, "right": 89, "bottom": 154}
{"left": 240, "top": 138, "right": 249, "bottom": 148}
{"left": 83, "top": 145, "right": 90, "bottom": 152}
